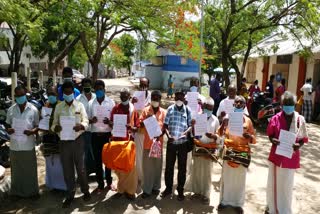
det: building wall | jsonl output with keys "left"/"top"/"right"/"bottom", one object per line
{"left": 287, "top": 54, "right": 300, "bottom": 93}
{"left": 144, "top": 66, "right": 163, "bottom": 89}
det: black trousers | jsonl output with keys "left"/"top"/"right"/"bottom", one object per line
{"left": 164, "top": 142, "right": 188, "bottom": 194}
{"left": 91, "top": 132, "right": 112, "bottom": 187}
{"left": 60, "top": 136, "right": 89, "bottom": 199}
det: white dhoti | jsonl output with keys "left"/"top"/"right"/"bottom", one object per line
{"left": 220, "top": 161, "right": 247, "bottom": 207}
{"left": 134, "top": 132, "right": 144, "bottom": 183}
{"left": 186, "top": 156, "right": 213, "bottom": 198}
{"left": 266, "top": 161, "right": 295, "bottom": 214}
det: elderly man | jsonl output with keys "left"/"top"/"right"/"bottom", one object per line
{"left": 216, "top": 85, "right": 249, "bottom": 120}
{"left": 265, "top": 91, "right": 308, "bottom": 214}
{"left": 139, "top": 90, "right": 166, "bottom": 198}
{"left": 6, "top": 85, "right": 39, "bottom": 199}
{"left": 217, "top": 95, "right": 256, "bottom": 214}
{"left": 186, "top": 97, "right": 220, "bottom": 204}
{"left": 161, "top": 90, "right": 192, "bottom": 201}
{"left": 51, "top": 81, "right": 90, "bottom": 208}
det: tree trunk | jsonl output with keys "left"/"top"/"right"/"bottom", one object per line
{"left": 91, "top": 62, "right": 99, "bottom": 82}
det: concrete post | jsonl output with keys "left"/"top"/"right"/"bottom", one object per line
{"left": 27, "top": 67, "right": 31, "bottom": 91}
{"left": 39, "top": 70, "right": 43, "bottom": 89}
{"left": 11, "top": 72, "right": 17, "bottom": 102}
{"left": 53, "top": 70, "right": 57, "bottom": 86}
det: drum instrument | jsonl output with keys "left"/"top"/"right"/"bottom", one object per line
{"left": 221, "top": 139, "right": 251, "bottom": 167}
{"left": 192, "top": 138, "right": 223, "bottom": 166}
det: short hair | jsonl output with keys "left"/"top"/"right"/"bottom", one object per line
{"left": 270, "top": 74, "right": 275, "bottom": 80}
{"left": 254, "top": 80, "right": 258, "bottom": 84}
{"left": 242, "top": 77, "right": 247, "bottom": 82}
{"left": 14, "top": 85, "right": 26, "bottom": 94}
{"left": 281, "top": 78, "right": 286, "bottom": 85}
{"left": 281, "top": 91, "right": 296, "bottom": 105}
{"left": 228, "top": 84, "right": 236, "bottom": 90}
{"left": 94, "top": 80, "right": 105, "bottom": 89}
{"left": 120, "top": 88, "right": 130, "bottom": 95}
{"left": 306, "top": 78, "right": 312, "bottom": 83}
{"left": 62, "top": 67, "right": 73, "bottom": 75}
{"left": 235, "top": 95, "right": 246, "bottom": 103}
{"left": 151, "top": 90, "right": 162, "bottom": 98}
{"left": 82, "top": 78, "right": 92, "bottom": 86}
{"left": 140, "top": 77, "right": 150, "bottom": 85}
{"left": 61, "top": 81, "right": 74, "bottom": 92}
{"left": 204, "top": 97, "right": 215, "bottom": 106}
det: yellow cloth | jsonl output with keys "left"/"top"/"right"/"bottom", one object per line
{"left": 116, "top": 167, "right": 138, "bottom": 195}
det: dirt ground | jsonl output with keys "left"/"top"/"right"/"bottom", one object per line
{"left": 0, "top": 78, "right": 319, "bottom": 214}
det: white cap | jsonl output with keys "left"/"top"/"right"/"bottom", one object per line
{"left": 0, "top": 165, "right": 5, "bottom": 178}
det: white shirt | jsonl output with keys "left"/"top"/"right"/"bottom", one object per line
{"left": 6, "top": 102, "right": 39, "bottom": 151}
{"left": 51, "top": 100, "right": 89, "bottom": 139}
{"left": 300, "top": 83, "right": 313, "bottom": 101}
{"left": 199, "top": 115, "right": 220, "bottom": 144}
{"left": 88, "top": 96, "right": 115, "bottom": 133}
{"left": 76, "top": 92, "right": 96, "bottom": 115}
{"left": 216, "top": 97, "right": 249, "bottom": 117}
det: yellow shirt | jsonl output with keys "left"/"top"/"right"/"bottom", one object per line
{"left": 51, "top": 100, "right": 89, "bottom": 140}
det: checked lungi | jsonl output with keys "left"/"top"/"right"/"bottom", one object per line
{"left": 301, "top": 100, "right": 312, "bottom": 122}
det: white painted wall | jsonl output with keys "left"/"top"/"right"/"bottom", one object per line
{"left": 255, "top": 58, "right": 264, "bottom": 89}
{"left": 288, "top": 54, "right": 299, "bottom": 93}
{"left": 268, "top": 56, "right": 277, "bottom": 79}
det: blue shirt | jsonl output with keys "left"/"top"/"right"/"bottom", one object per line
{"left": 58, "top": 86, "right": 80, "bottom": 101}
{"left": 164, "top": 104, "right": 192, "bottom": 145}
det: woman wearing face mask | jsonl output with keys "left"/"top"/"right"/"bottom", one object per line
{"left": 186, "top": 97, "right": 220, "bottom": 205}
{"left": 265, "top": 91, "right": 308, "bottom": 214}
{"left": 41, "top": 86, "right": 67, "bottom": 191}
{"left": 217, "top": 95, "right": 256, "bottom": 214}
{"left": 138, "top": 90, "right": 166, "bottom": 198}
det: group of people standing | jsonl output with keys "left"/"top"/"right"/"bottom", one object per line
{"left": 5, "top": 68, "right": 309, "bottom": 214}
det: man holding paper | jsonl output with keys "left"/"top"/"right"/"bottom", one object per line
{"left": 109, "top": 88, "right": 140, "bottom": 199}
{"left": 161, "top": 90, "right": 192, "bottom": 201}
{"left": 186, "top": 97, "right": 220, "bottom": 204}
{"left": 51, "top": 81, "right": 90, "bottom": 208}
{"left": 88, "top": 80, "right": 115, "bottom": 191}
{"left": 265, "top": 91, "right": 308, "bottom": 214}
{"left": 139, "top": 90, "right": 166, "bottom": 198}
{"left": 217, "top": 95, "right": 256, "bottom": 213}
{"left": 131, "top": 77, "right": 151, "bottom": 190}
{"left": 6, "top": 85, "right": 39, "bottom": 199}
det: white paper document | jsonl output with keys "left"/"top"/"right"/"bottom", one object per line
{"left": 60, "top": 116, "right": 76, "bottom": 140}
{"left": 133, "top": 91, "right": 146, "bottom": 110}
{"left": 225, "top": 99, "right": 235, "bottom": 114}
{"left": 39, "top": 107, "right": 53, "bottom": 130}
{"left": 112, "top": 114, "right": 127, "bottom": 138}
{"left": 94, "top": 105, "right": 110, "bottom": 130}
{"left": 194, "top": 113, "right": 207, "bottom": 136}
{"left": 186, "top": 92, "right": 199, "bottom": 113}
{"left": 276, "top": 129, "right": 297, "bottom": 158}
{"left": 11, "top": 118, "right": 28, "bottom": 143}
{"left": 228, "top": 112, "right": 243, "bottom": 136}
{"left": 143, "top": 116, "right": 162, "bottom": 139}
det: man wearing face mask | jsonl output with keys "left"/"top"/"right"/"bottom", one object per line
{"left": 6, "top": 85, "right": 40, "bottom": 199}
{"left": 41, "top": 86, "right": 66, "bottom": 191}
{"left": 132, "top": 77, "right": 151, "bottom": 191}
{"left": 265, "top": 91, "right": 308, "bottom": 214}
{"left": 186, "top": 97, "right": 219, "bottom": 204}
{"left": 217, "top": 96, "right": 256, "bottom": 213}
{"left": 161, "top": 90, "right": 192, "bottom": 201}
{"left": 57, "top": 67, "right": 80, "bottom": 101}
{"left": 88, "top": 80, "right": 115, "bottom": 191}
{"left": 139, "top": 90, "right": 166, "bottom": 198}
{"left": 51, "top": 81, "right": 90, "bottom": 208}
{"left": 109, "top": 88, "right": 140, "bottom": 199}
{"left": 76, "top": 78, "right": 96, "bottom": 175}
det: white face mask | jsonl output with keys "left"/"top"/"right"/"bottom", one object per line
{"left": 175, "top": 100, "right": 184, "bottom": 107}
{"left": 151, "top": 101, "right": 159, "bottom": 108}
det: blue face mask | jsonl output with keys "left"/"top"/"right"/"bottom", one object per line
{"left": 122, "top": 100, "right": 130, "bottom": 105}
{"left": 203, "top": 109, "right": 212, "bottom": 118}
{"left": 48, "top": 95, "right": 57, "bottom": 104}
{"left": 15, "top": 95, "right": 27, "bottom": 105}
{"left": 95, "top": 90, "right": 105, "bottom": 99}
{"left": 190, "top": 86, "right": 198, "bottom": 92}
{"left": 63, "top": 93, "right": 74, "bottom": 103}
{"left": 282, "top": 105, "right": 295, "bottom": 115}
{"left": 234, "top": 107, "right": 244, "bottom": 112}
